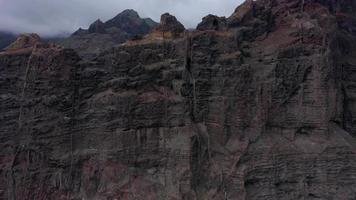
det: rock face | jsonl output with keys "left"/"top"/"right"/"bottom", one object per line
{"left": 59, "top": 9, "right": 158, "bottom": 60}
{"left": 154, "top": 13, "right": 186, "bottom": 38}
{"left": 197, "top": 15, "right": 228, "bottom": 31}
{"left": 2, "top": 0, "right": 356, "bottom": 199}
{"left": 104, "top": 9, "right": 157, "bottom": 36}
{"left": 88, "top": 19, "right": 106, "bottom": 34}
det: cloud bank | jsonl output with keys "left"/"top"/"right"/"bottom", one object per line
{"left": 0, "top": 0, "right": 243, "bottom": 37}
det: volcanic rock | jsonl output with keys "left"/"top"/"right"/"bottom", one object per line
{"left": 88, "top": 19, "right": 106, "bottom": 34}
{"left": 154, "top": 13, "right": 186, "bottom": 38}
{"left": 105, "top": 9, "right": 157, "bottom": 35}
{"left": 227, "top": 0, "right": 255, "bottom": 27}
{"left": 2, "top": 0, "right": 356, "bottom": 199}
{"left": 197, "top": 14, "right": 228, "bottom": 31}
{"left": 58, "top": 9, "right": 158, "bottom": 59}
{"left": 72, "top": 28, "right": 88, "bottom": 36}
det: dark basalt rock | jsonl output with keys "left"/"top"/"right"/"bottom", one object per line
{"left": 155, "top": 13, "right": 186, "bottom": 37}
{"left": 72, "top": 28, "right": 88, "bottom": 36}
{"left": 88, "top": 19, "right": 106, "bottom": 34}
{"left": 197, "top": 14, "right": 228, "bottom": 31}
{"left": 314, "top": 0, "right": 356, "bottom": 15}
{"left": 59, "top": 9, "right": 158, "bottom": 60}
{"left": 109, "top": 9, "right": 158, "bottom": 32}
{"left": 227, "top": 0, "right": 255, "bottom": 27}
{"left": 2, "top": 0, "right": 356, "bottom": 199}
{"left": 104, "top": 9, "right": 158, "bottom": 35}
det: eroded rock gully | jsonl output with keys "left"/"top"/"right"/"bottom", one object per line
{"left": 1, "top": 0, "right": 356, "bottom": 199}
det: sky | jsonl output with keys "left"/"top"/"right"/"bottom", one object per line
{"left": 0, "top": 0, "right": 243, "bottom": 37}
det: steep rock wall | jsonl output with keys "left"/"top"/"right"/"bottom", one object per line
{"left": 1, "top": 0, "right": 356, "bottom": 199}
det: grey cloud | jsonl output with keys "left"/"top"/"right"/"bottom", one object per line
{"left": 0, "top": 0, "right": 243, "bottom": 37}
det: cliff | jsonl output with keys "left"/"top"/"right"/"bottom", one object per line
{"left": 1, "top": 0, "right": 356, "bottom": 199}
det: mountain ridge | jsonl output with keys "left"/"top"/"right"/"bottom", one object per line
{"left": 59, "top": 9, "right": 158, "bottom": 59}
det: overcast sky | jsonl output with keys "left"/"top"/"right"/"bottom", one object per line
{"left": 0, "top": 0, "right": 243, "bottom": 37}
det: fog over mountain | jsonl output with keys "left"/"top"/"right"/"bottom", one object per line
{"left": 0, "top": 0, "right": 242, "bottom": 36}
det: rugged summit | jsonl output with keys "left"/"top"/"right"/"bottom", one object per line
{"left": 197, "top": 15, "right": 228, "bottom": 31}
{"left": 88, "top": 19, "right": 106, "bottom": 34}
{"left": 105, "top": 9, "right": 157, "bottom": 35}
{"left": 154, "top": 13, "right": 186, "bottom": 38}
{"left": 59, "top": 9, "right": 158, "bottom": 59}
{"left": 2, "top": 0, "right": 356, "bottom": 199}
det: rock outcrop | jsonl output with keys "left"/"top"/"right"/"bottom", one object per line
{"left": 197, "top": 15, "right": 228, "bottom": 31}
{"left": 88, "top": 19, "right": 106, "bottom": 34}
{"left": 59, "top": 9, "right": 158, "bottom": 60}
{"left": 154, "top": 13, "right": 186, "bottom": 38}
{"left": 5, "top": 33, "right": 41, "bottom": 50}
{"left": 104, "top": 9, "right": 157, "bottom": 36}
{"left": 1, "top": 0, "right": 356, "bottom": 199}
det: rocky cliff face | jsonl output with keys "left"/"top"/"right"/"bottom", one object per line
{"left": 1, "top": 0, "right": 356, "bottom": 199}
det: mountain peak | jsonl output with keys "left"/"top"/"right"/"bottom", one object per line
{"left": 93, "top": 19, "right": 103, "bottom": 23}
{"left": 108, "top": 9, "right": 141, "bottom": 25}
{"left": 88, "top": 19, "right": 106, "bottom": 34}
{"left": 72, "top": 28, "right": 88, "bottom": 36}
{"left": 104, "top": 9, "right": 158, "bottom": 35}
{"left": 154, "top": 13, "right": 185, "bottom": 38}
{"left": 62, "top": 10, "right": 158, "bottom": 59}
{"left": 197, "top": 14, "right": 228, "bottom": 31}
{"left": 119, "top": 9, "right": 140, "bottom": 18}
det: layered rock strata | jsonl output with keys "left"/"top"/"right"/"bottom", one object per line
{"left": 1, "top": 0, "right": 356, "bottom": 199}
